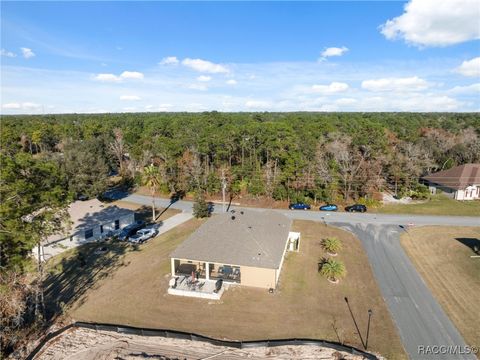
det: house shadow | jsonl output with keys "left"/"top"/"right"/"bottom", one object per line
{"left": 43, "top": 203, "right": 138, "bottom": 322}
{"left": 454, "top": 238, "right": 480, "bottom": 254}
{"left": 43, "top": 240, "right": 129, "bottom": 322}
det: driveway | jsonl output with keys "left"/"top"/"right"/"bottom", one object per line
{"left": 155, "top": 212, "right": 193, "bottom": 237}
{"left": 124, "top": 194, "right": 479, "bottom": 359}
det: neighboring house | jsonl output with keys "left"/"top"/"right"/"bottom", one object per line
{"left": 35, "top": 199, "right": 135, "bottom": 260}
{"left": 169, "top": 210, "right": 300, "bottom": 298}
{"left": 422, "top": 163, "right": 480, "bottom": 201}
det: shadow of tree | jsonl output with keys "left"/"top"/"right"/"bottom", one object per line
{"left": 134, "top": 205, "right": 155, "bottom": 223}
{"left": 455, "top": 237, "right": 480, "bottom": 254}
{"left": 43, "top": 240, "right": 130, "bottom": 321}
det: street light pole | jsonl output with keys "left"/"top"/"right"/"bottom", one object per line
{"left": 344, "top": 297, "right": 366, "bottom": 349}
{"left": 366, "top": 309, "right": 373, "bottom": 350}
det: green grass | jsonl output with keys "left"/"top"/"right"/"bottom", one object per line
{"left": 377, "top": 195, "right": 480, "bottom": 216}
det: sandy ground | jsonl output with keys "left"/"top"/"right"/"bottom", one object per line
{"left": 35, "top": 327, "right": 373, "bottom": 360}
{"left": 381, "top": 193, "right": 416, "bottom": 204}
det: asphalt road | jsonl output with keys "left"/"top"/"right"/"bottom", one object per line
{"left": 124, "top": 193, "right": 479, "bottom": 359}
{"left": 334, "top": 222, "right": 477, "bottom": 360}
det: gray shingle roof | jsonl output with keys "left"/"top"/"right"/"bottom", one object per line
{"left": 171, "top": 210, "right": 292, "bottom": 269}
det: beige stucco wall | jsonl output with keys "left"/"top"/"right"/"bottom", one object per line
{"left": 240, "top": 265, "right": 277, "bottom": 289}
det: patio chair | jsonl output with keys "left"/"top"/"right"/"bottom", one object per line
{"left": 233, "top": 268, "right": 240, "bottom": 280}
{"left": 214, "top": 279, "right": 223, "bottom": 293}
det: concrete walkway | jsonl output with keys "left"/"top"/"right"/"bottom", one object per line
{"left": 155, "top": 212, "right": 193, "bottom": 237}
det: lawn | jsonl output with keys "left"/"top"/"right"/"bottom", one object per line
{"left": 49, "top": 219, "right": 406, "bottom": 359}
{"left": 377, "top": 195, "right": 480, "bottom": 216}
{"left": 400, "top": 226, "right": 480, "bottom": 348}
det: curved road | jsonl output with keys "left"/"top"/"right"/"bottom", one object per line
{"left": 125, "top": 193, "right": 479, "bottom": 359}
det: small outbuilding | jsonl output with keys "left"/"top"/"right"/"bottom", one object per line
{"left": 170, "top": 210, "right": 300, "bottom": 291}
{"left": 422, "top": 163, "right": 480, "bottom": 201}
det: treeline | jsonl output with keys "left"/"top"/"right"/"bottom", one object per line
{"left": 2, "top": 112, "right": 479, "bottom": 204}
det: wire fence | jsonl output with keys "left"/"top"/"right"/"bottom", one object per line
{"left": 27, "top": 321, "right": 379, "bottom": 360}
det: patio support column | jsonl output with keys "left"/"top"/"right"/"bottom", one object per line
{"left": 205, "top": 262, "right": 210, "bottom": 280}
{"left": 171, "top": 258, "right": 175, "bottom": 276}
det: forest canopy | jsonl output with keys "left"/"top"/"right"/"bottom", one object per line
{"left": 2, "top": 112, "right": 479, "bottom": 209}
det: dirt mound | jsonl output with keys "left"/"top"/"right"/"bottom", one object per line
{"left": 35, "top": 327, "right": 374, "bottom": 360}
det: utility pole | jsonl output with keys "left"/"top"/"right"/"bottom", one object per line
{"left": 221, "top": 169, "right": 227, "bottom": 213}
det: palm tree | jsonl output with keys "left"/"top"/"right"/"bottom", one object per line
{"left": 143, "top": 164, "right": 161, "bottom": 221}
{"left": 319, "top": 258, "right": 346, "bottom": 283}
{"left": 321, "top": 237, "right": 343, "bottom": 256}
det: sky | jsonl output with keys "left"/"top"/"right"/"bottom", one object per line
{"left": 1, "top": 0, "right": 479, "bottom": 114}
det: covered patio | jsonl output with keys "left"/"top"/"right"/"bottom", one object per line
{"left": 167, "top": 274, "right": 226, "bottom": 300}
{"left": 171, "top": 258, "right": 241, "bottom": 284}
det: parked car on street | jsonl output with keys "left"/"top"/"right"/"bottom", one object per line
{"left": 319, "top": 204, "right": 338, "bottom": 211}
{"left": 128, "top": 228, "right": 157, "bottom": 244}
{"left": 345, "top": 204, "right": 367, "bottom": 213}
{"left": 118, "top": 220, "right": 145, "bottom": 241}
{"left": 289, "top": 203, "right": 311, "bottom": 210}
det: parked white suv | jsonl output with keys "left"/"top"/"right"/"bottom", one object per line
{"left": 128, "top": 228, "right": 157, "bottom": 244}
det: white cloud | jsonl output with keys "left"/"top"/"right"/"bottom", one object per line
{"left": 380, "top": 0, "right": 480, "bottom": 47}
{"left": 3, "top": 58, "right": 478, "bottom": 114}
{"left": 448, "top": 83, "right": 480, "bottom": 94}
{"left": 94, "top": 73, "right": 121, "bottom": 82}
{"left": 159, "top": 56, "right": 179, "bottom": 65}
{"left": 2, "top": 103, "right": 21, "bottom": 109}
{"left": 145, "top": 104, "right": 173, "bottom": 112}
{"left": 120, "top": 95, "right": 141, "bottom": 101}
{"left": 188, "top": 83, "right": 208, "bottom": 91}
{"left": 226, "top": 79, "right": 237, "bottom": 85}
{"left": 21, "top": 47, "right": 35, "bottom": 59}
{"left": 455, "top": 57, "right": 480, "bottom": 77}
{"left": 22, "top": 102, "right": 41, "bottom": 110}
{"left": 311, "top": 82, "right": 349, "bottom": 94}
{"left": 361, "top": 76, "right": 430, "bottom": 92}
{"left": 197, "top": 75, "right": 212, "bottom": 82}
{"left": 320, "top": 46, "right": 349, "bottom": 60}
{"left": 94, "top": 71, "right": 144, "bottom": 82}
{"left": 393, "top": 95, "right": 462, "bottom": 111}
{"left": 335, "top": 98, "right": 357, "bottom": 106}
{"left": 182, "top": 58, "right": 229, "bottom": 73}
{"left": 2, "top": 102, "right": 41, "bottom": 110}
{"left": 122, "top": 107, "right": 136, "bottom": 112}
{"left": 186, "top": 103, "right": 207, "bottom": 112}
{"left": 120, "top": 71, "right": 144, "bottom": 80}
{"left": 245, "top": 100, "right": 271, "bottom": 109}
{"left": 1, "top": 49, "right": 16, "bottom": 57}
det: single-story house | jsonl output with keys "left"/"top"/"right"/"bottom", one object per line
{"left": 170, "top": 210, "right": 300, "bottom": 294}
{"left": 422, "top": 163, "right": 480, "bottom": 201}
{"left": 35, "top": 198, "right": 135, "bottom": 260}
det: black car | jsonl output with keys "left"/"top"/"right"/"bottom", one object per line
{"left": 118, "top": 220, "right": 145, "bottom": 241}
{"left": 345, "top": 204, "right": 367, "bottom": 213}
